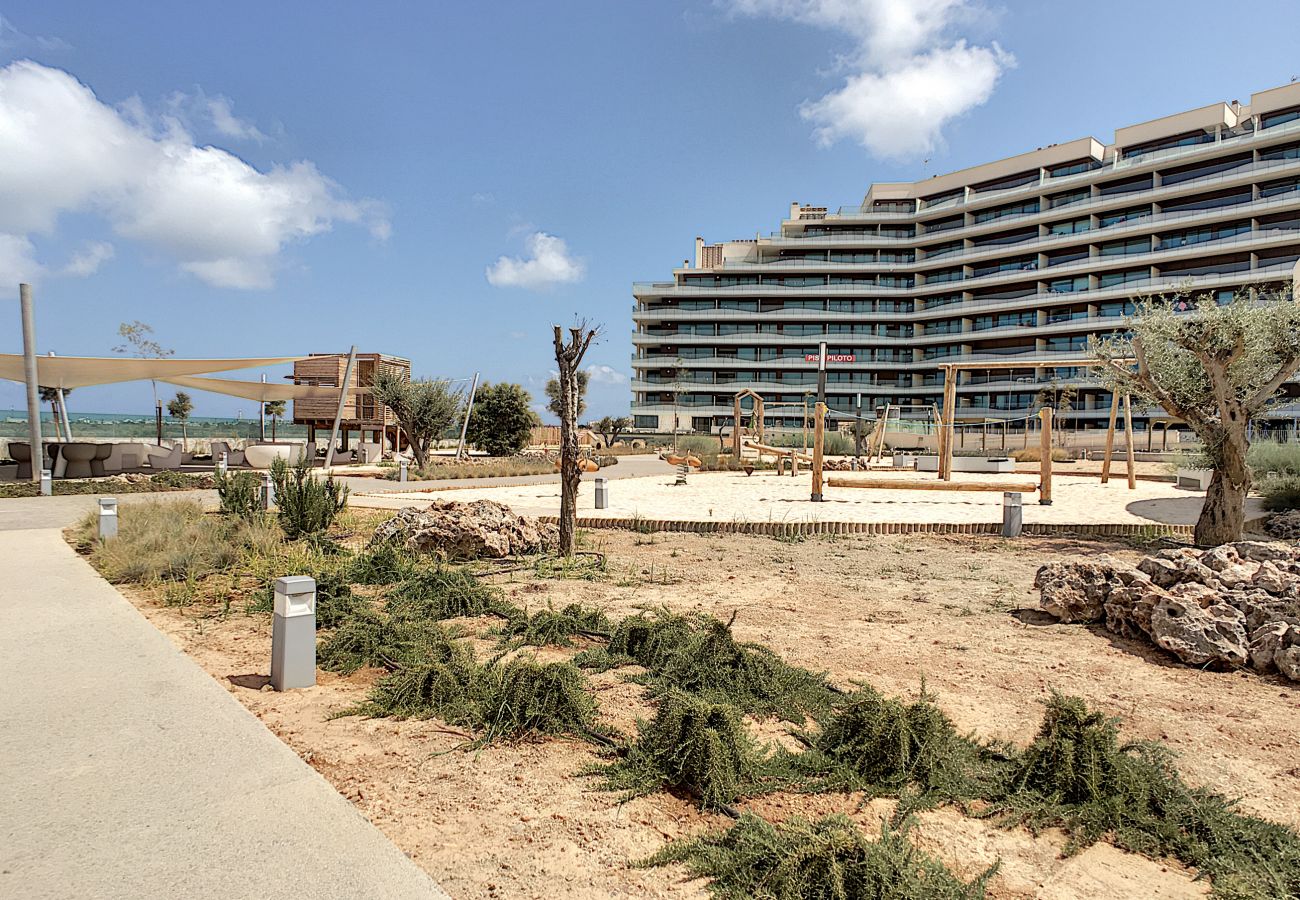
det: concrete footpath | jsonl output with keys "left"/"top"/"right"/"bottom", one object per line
{"left": 0, "top": 520, "right": 449, "bottom": 899}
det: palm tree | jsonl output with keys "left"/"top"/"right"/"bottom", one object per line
{"left": 263, "top": 400, "right": 287, "bottom": 441}
{"left": 166, "top": 392, "right": 193, "bottom": 451}
{"left": 37, "top": 386, "right": 72, "bottom": 440}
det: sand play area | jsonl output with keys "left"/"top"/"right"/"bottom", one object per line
{"left": 352, "top": 469, "right": 1259, "bottom": 528}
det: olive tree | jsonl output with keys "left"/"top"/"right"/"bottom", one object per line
{"left": 166, "top": 391, "right": 193, "bottom": 451}
{"left": 593, "top": 415, "right": 631, "bottom": 448}
{"left": 369, "top": 370, "right": 463, "bottom": 470}
{"left": 553, "top": 323, "right": 599, "bottom": 555}
{"left": 1092, "top": 284, "right": 1300, "bottom": 545}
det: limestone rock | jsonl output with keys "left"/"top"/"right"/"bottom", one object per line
{"left": 1249, "top": 620, "right": 1300, "bottom": 680}
{"left": 1033, "top": 562, "right": 1120, "bottom": 623}
{"left": 1149, "top": 590, "right": 1248, "bottom": 668}
{"left": 372, "top": 500, "right": 558, "bottom": 559}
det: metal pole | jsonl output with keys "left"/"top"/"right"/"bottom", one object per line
{"left": 49, "top": 352, "right": 73, "bottom": 440}
{"left": 322, "top": 347, "right": 357, "bottom": 468}
{"left": 259, "top": 374, "right": 267, "bottom": 441}
{"left": 816, "top": 340, "right": 827, "bottom": 408}
{"left": 455, "top": 371, "right": 480, "bottom": 461}
{"left": 854, "top": 392, "right": 863, "bottom": 459}
{"left": 20, "top": 284, "right": 44, "bottom": 482}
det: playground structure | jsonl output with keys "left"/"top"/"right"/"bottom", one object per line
{"left": 725, "top": 358, "right": 1145, "bottom": 508}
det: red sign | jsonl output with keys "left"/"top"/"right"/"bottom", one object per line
{"left": 805, "top": 354, "right": 856, "bottom": 363}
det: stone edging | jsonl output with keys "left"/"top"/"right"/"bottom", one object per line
{"left": 535, "top": 516, "right": 1195, "bottom": 539}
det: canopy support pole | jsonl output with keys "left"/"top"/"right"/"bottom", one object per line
{"left": 455, "top": 371, "right": 480, "bottom": 460}
{"left": 20, "top": 284, "right": 43, "bottom": 482}
{"left": 322, "top": 347, "right": 357, "bottom": 468}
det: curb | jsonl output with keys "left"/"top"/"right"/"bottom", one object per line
{"left": 535, "top": 516, "right": 1194, "bottom": 539}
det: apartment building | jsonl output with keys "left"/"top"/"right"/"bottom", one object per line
{"left": 631, "top": 82, "right": 1300, "bottom": 435}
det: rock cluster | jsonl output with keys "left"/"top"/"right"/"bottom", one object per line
{"left": 372, "top": 499, "right": 558, "bottom": 559}
{"left": 1034, "top": 541, "right": 1300, "bottom": 681}
{"left": 1266, "top": 510, "right": 1300, "bottom": 541}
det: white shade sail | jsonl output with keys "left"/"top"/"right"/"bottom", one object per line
{"left": 0, "top": 354, "right": 309, "bottom": 390}
{"left": 158, "top": 374, "right": 344, "bottom": 403}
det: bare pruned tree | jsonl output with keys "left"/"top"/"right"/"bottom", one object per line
{"left": 553, "top": 322, "right": 600, "bottom": 555}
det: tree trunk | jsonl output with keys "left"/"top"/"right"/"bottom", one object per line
{"left": 271, "top": 417, "right": 278, "bottom": 441}
{"left": 553, "top": 324, "right": 597, "bottom": 556}
{"left": 1195, "top": 427, "right": 1250, "bottom": 546}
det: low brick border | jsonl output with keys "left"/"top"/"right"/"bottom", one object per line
{"left": 536, "top": 516, "right": 1195, "bottom": 540}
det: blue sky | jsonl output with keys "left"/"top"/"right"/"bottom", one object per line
{"left": 2, "top": 0, "right": 1298, "bottom": 421}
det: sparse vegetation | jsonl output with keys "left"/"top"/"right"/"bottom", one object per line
{"left": 215, "top": 469, "right": 263, "bottom": 521}
{"left": 383, "top": 456, "right": 555, "bottom": 481}
{"left": 270, "top": 455, "right": 348, "bottom": 539}
{"left": 1259, "top": 474, "right": 1300, "bottom": 511}
{"left": 641, "top": 813, "right": 994, "bottom": 900}
{"left": 386, "top": 566, "right": 519, "bottom": 621}
{"left": 501, "top": 602, "right": 611, "bottom": 647}
{"left": 1010, "top": 447, "right": 1072, "bottom": 463}
{"left": 0, "top": 471, "right": 213, "bottom": 498}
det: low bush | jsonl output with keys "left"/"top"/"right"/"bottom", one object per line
{"left": 319, "top": 611, "right": 461, "bottom": 674}
{"left": 361, "top": 653, "right": 598, "bottom": 746}
{"left": 1248, "top": 439, "right": 1300, "bottom": 477}
{"left": 792, "top": 686, "right": 1005, "bottom": 803}
{"left": 989, "top": 693, "right": 1300, "bottom": 896}
{"left": 270, "top": 455, "right": 348, "bottom": 539}
{"left": 1259, "top": 473, "right": 1300, "bottom": 512}
{"left": 641, "top": 813, "right": 994, "bottom": 900}
{"left": 1010, "top": 447, "right": 1072, "bottom": 462}
{"left": 387, "top": 567, "right": 518, "bottom": 621}
{"left": 611, "top": 611, "right": 837, "bottom": 721}
{"left": 591, "top": 691, "right": 765, "bottom": 810}
{"left": 215, "top": 470, "right": 263, "bottom": 521}
{"left": 383, "top": 457, "right": 556, "bottom": 481}
{"left": 501, "top": 602, "right": 611, "bottom": 647}
{"left": 1, "top": 472, "right": 213, "bottom": 498}
{"left": 347, "top": 540, "right": 416, "bottom": 585}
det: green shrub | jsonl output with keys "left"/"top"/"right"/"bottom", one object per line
{"left": 363, "top": 644, "right": 482, "bottom": 722}
{"left": 270, "top": 455, "right": 348, "bottom": 539}
{"left": 611, "top": 610, "right": 837, "bottom": 721}
{"left": 216, "top": 470, "right": 263, "bottom": 521}
{"left": 1010, "top": 447, "right": 1072, "bottom": 463}
{"left": 641, "top": 813, "right": 994, "bottom": 900}
{"left": 1259, "top": 473, "right": 1300, "bottom": 512}
{"left": 795, "top": 686, "right": 1004, "bottom": 802}
{"left": 501, "top": 602, "right": 611, "bottom": 647}
{"left": 319, "top": 611, "right": 461, "bottom": 674}
{"left": 591, "top": 691, "right": 764, "bottom": 810}
{"left": 387, "top": 567, "right": 518, "bottom": 621}
{"left": 1247, "top": 439, "right": 1300, "bottom": 477}
{"left": 347, "top": 540, "right": 416, "bottom": 585}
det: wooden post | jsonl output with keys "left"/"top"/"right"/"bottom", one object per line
{"left": 732, "top": 394, "right": 742, "bottom": 459}
{"left": 1101, "top": 392, "right": 1118, "bottom": 484}
{"left": 1123, "top": 392, "right": 1137, "bottom": 490}
{"left": 812, "top": 401, "right": 825, "bottom": 502}
{"left": 1038, "top": 406, "right": 1053, "bottom": 505}
{"left": 941, "top": 367, "right": 958, "bottom": 481}
{"left": 323, "top": 347, "right": 357, "bottom": 468}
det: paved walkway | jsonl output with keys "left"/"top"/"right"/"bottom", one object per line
{"left": 0, "top": 514, "right": 448, "bottom": 898}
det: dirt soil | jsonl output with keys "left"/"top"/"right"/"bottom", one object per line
{"left": 110, "top": 525, "right": 1300, "bottom": 900}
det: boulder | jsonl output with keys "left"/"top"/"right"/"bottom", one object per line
{"left": 1149, "top": 588, "right": 1249, "bottom": 668}
{"left": 1033, "top": 562, "right": 1121, "bottom": 624}
{"left": 1249, "top": 619, "right": 1300, "bottom": 680}
{"left": 373, "top": 500, "right": 558, "bottom": 559}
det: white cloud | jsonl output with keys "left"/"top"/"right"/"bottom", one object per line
{"left": 0, "top": 60, "right": 388, "bottom": 290}
{"left": 0, "top": 234, "right": 41, "bottom": 289}
{"left": 0, "top": 13, "right": 72, "bottom": 53}
{"left": 726, "top": 0, "right": 1013, "bottom": 158}
{"left": 485, "top": 231, "right": 585, "bottom": 290}
{"left": 585, "top": 364, "right": 627, "bottom": 385}
{"left": 205, "top": 96, "right": 267, "bottom": 142}
{"left": 61, "top": 240, "right": 115, "bottom": 277}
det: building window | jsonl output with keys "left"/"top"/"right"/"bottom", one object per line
{"left": 633, "top": 415, "right": 657, "bottom": 429}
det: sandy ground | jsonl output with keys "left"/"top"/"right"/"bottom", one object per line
{"left": 351, "top": 469, "right": 1263, "bottom": 528}
{"left": 105, "top": 523, "right": 1300, "bottom": 900}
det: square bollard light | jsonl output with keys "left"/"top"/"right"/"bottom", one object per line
{"left": 40, "top": 469, "right": 52, "bottom": 496}
{"left": 1002, "top": 492, "right": 1023, "bottom": 538}
{"left": 594, "top": 475, "right": 608, "bottom": 510}
{"left": 270, "top": 576, "right": 316, "bottom": 691}
{"left": 215, "top": 451, "right": 228, "bottom": 477}
{"left": 260, "top": 472, "right": 275, "bottom": 511}
{"left": 399, "top": 458, "right": 409, "bottom": 484}
{"left": 98, "top": 497, "right": 118, "bottom": 540}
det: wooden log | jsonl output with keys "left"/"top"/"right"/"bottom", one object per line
{"left": 1123, "top": 392, "right": 1137, "bottom": 490}
{"left": 827, "top": 477, "right": 1038, "bottom": 493}
{"left": 812, "top": 401, "right": 825, "bottom": 501}
{"left": 1039, "top": 407, "right": 1053, "bottom": 506}
{"left": 1101, "top": 392, "right": 1118, "bottom": 484}
{"left": 743, "top": 440, "right": 813, "bottom": 461}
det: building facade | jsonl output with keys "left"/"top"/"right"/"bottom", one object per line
{"left": 631, "top": 83, "right": 1300, "bottom": 436}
